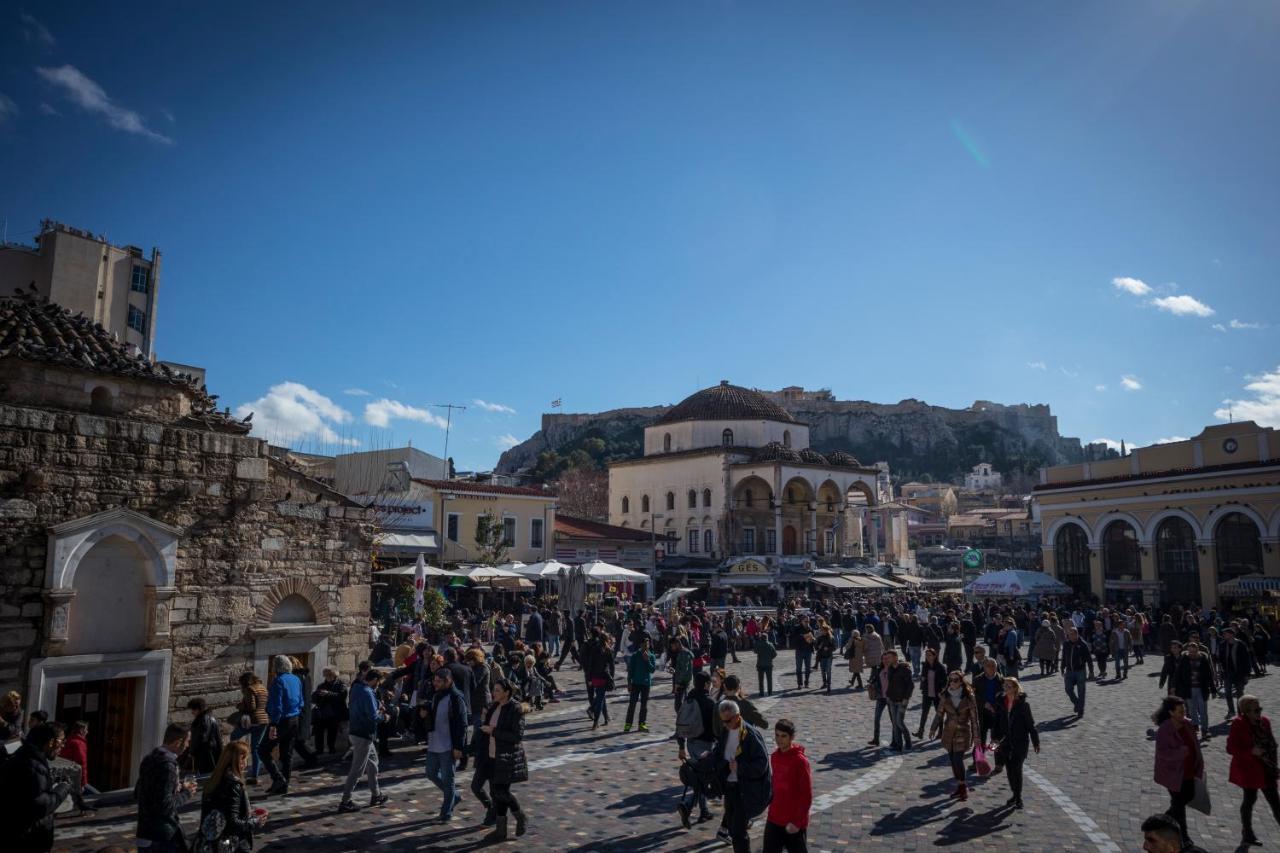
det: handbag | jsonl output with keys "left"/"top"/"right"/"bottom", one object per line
{"left": 1188, "top": 776, "right": 1211, "bottom": 815}
{"left": 973, "top": 742, "right": 992, "bottom": 776}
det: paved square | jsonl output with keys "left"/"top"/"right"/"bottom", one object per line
{"left": 56, "top": 652, "right": 1280, "bottom": 851}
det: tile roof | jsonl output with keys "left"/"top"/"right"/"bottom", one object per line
{"left": 655, "top": 381, "right": 800, "bottom": 426}
{"left": 0, "top": 295, "right": 250, "bottom": 434}
{"left": 412, "top": 478, "right": 555, "bottom": 498}
{"left": 555, "top": 514, "right": 671, "bottom": 542}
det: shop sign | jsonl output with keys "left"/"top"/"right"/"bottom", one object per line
{"left": 727, "top": 559, "right": 770, "bottom": 575}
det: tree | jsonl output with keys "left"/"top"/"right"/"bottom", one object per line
{"left": 555, "top": 468, "right": 609, "bottom": 521}
{"left": 475, "top": 510, "right": 509, "bottom": 565}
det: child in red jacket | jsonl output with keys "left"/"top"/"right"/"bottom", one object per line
{"left": 765, "top": 718, "right": 812, "bottom": 853}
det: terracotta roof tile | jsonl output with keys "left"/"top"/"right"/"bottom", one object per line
{"left": 412, "top": 478, "right": 555, "bottom": 498}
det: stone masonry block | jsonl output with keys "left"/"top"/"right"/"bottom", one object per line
{"left": 235, "top": 458, "right": 268, "bottom": 481}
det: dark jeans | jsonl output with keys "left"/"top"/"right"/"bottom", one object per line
{"left": 259, "top": 715, "right": 299, "bottom": 786}
{"left": 1094, "top": 651, "right": 1108, "bottom": 678}
{"left": 978, "top": 705, "right": 997, "bottom": 745}
{"left": 722, "top": 782, "right": 750, "bottom": 853}
{"left": 1168, "top": 777, "right": 1196, "bottom": 842}
{"left": 758, "top": 668, "right": 773, "bottom": 696}
{"left": 556, "top": 641, "right": 579, "bottom": 668}
{"left": 1063, "top": 669, "right": 1088, "bottom": 714}
{"left": 625, "top": 684, "right": 650, "bottom": 726}
{"left": 314, "top": 719, "right": 340, "bottom": 754}
{"left": 589, "top": 685, "right": 609, "bottom": 722}
{"left": 1006, "top": 755, "right": 1026, "bottom": 801}
{"left": 763, "top": 820, "right": 809, "bottom": 853}
{"left": 674, "top": 681, "right": 690, "bottom": 712}
{"left": 817, "top": 657, "right": 833, "bottom": 689}
{"left": 872, "top": 697, "right": 887, "bottom": 742}
{"left": 794, "top": 651, "right": 811, "bottom": 687}
{"left": 492, "top": 781, "right": 521, "bottom": 818}
{"left": 918, "top": 697, "right": 939, "bottom": 734}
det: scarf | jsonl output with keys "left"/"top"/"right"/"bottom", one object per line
{"left": 947, "top": 687, "right": 964, "bottom": 705}
{"left": 1250, "top": 717, "right": 1278, "bottom": 774}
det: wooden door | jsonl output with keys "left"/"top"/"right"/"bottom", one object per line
{"left": 783, "top": 526, "right": 798, "bottom": 555}
{"left": 56, "top": 677, "right": 137, "bottom": 791}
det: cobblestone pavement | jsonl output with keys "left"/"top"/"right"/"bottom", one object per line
{"left": 54, "top": 652, "right": 1280, "bottom": 852}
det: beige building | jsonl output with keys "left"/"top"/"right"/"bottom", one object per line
{"left": 1034, "top": 422, "right": 1280, "bottom": 608}
{"left": 607, "top": 381, "right": 887, "bottom": 562}
{"left": 0, "top": 220, "right": 161, "bottom": 358}
{"left": 415, "top": 478, "right": 557, "bottom": 566}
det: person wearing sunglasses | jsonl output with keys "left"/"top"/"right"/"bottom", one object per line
{"left": 1226, "top": 694, "right": 1279, "bottom": 847}
{"left": 934, "top": 672, "right": 979, "bottom": 801}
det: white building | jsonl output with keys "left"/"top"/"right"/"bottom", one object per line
{"left": 965, "top": 462, "right": 1003, "bottom": 492}
{"left": 608, "top": 381, "right": 883, "bottom": 561}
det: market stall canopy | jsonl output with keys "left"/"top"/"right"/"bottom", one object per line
{"left": 372, "top": 563, "right": 453, "bottom": 577}
{"left": 1218, "top": 575, "right": 1280, "bottom": 598}
{"left": 377, "top": 532, "right": 439, "bottom": 553}
{"left": 495, "top": 561, "right": 527, "bottom": 574}
{"left": 891, "top": 573, "right": 927, "bottom": 586}
{"left": 812, "top": 575, "right": 860, "bottom": 589}
{"left": 450, "top": 564, "right": 527, "bottom": 582}
{"left": 489, "top": 575, "right": 535, "bottom": 590}
{"left": 654, "top": 587, "right": 698, "bottom": 608}
{"left": 964, "top": 570, "right": 1072, "bottom": 598}
{"left": 515, "top": 560, "right": 573, "bottom": 579}
{"left": 580, "top": 560, "right": 650, "bottom": 583}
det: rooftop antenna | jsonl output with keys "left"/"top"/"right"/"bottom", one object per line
{"left": 429, "top": 403, "right": 467, "bottom": 479}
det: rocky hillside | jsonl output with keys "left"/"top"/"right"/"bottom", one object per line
{"left": 497, "top": 391, "right": 1099, "bottom": 486}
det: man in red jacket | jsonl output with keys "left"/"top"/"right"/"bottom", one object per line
{"left": 764, "top": 718, "right": 812, "bottom": 853}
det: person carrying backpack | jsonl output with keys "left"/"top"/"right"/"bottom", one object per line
{"left": 675, "top": 671, "right": 717, "bottom": 829}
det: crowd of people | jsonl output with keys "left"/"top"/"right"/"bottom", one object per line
{"left": 0, "top": 589, "right": 1277, "bottom": 852}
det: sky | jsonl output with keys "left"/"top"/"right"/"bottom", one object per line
{"left": 2, "top": 2, "right": 1278, "bottom": 472}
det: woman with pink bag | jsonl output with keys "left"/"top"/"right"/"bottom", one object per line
{"left": 933, "top": 671, "right": 979, "bottom": 801}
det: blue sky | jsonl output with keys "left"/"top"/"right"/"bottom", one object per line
{"left": 2, "top": 2, "right": 1277, "bottom": 471}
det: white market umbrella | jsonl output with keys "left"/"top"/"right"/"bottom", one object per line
{"left": 580, "top": 560, "right": 650, "bottom": 583}
{"left": 495, "top": 561, "right": 527, "bottom": 575}
{"left": 451, "top": 564, "right": 526, "bottom": 582}
{"left": 653, "top": 587, "right": 697, "bottom": 609}
{"left": 515, "top": 559, "right": 572, "bottom": 579}
{"left": 963, "top": 569, "right": 1072, "bottom": 598}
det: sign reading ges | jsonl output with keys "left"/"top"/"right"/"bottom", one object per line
{"left": 728, "top": 559, "right": 770, "bottom": 575}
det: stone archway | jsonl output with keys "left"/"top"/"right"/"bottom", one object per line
{"left": 253, "top": 578, "right": 331, "bottom": 628}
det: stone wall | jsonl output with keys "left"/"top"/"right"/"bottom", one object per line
{"left": 0, "top": 401, "right": 374, "bottom": 721}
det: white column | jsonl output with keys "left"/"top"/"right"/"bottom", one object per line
{"left": 774, "top": 505, "right": 784, "bottom": 556}
{"left": 808, "top": 507, "right": 818, "bottom": 556}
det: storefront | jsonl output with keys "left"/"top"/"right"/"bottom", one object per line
{"left": 713, "top": 558, "right": 779, "bottom": 603}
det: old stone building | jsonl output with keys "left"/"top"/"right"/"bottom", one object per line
{"left": 0, "top": 297, "right": 373, "bottom": 790}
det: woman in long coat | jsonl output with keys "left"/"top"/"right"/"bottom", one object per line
{"left": 1033, "top": 621, "right": 1058, "bottom": 676}
{"left": 1226, "top": 694, "right": 1279, "bottom": 846}
{"left": 933, "top": 671, "right": 979, "bottom": 801}
{"left": 473, "top": 678, "right": 529, "bottom": 841}
{"left": 844, "top": 630, "right": 866, "bottom": 690}
{"left": 993, "top": 677, "right": 1040, "bottom": 809}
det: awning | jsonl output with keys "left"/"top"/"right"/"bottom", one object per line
{"left": 892, "top": 573, "right": 927, "bottom": 586}
{"left": 372, "top": 564, "right": 452, "bottom": 577}
{"left": 487, "top": 576, "right": 535, "bottom": 590}
{"left": 812, "top": 576, "right": 859, "bottom": 589}
{"left": 377, "top": 532, "right": 440, "bottom": 553}
{"left": 716, "top": 574, "right": 776, "bottom": 586}
{"left": 1218, "top": 575, "right": 1280, "bottom": 598}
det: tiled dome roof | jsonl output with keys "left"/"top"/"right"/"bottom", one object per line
{"left": 798, "top": 448, "right": 828, "bottom": 465}
{"left": 0, "top": 295, "right": 251, "bottom": 434}
{"left": 826, "top": 451, "right": 861, "bottom": 468}
{"left": 751, "top": 441, "right": 803, "bottom": 464}
{"left": 655, "top": 381, "right": 797, "bottom": 426}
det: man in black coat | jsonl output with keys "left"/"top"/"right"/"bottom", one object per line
{"left": 135, "top": 723, "right": 196, "bottom": 851}
{"left": 524, "top": 608, "right": 544, "bottom": 646}
{"left": 712, "top": 699, "right": 772, "bottom": 853}
{"left": 0, "top": 723, "right": 71, "bottom": 853}
{"left": 1219, "top": 627, "right": 1252, "bottom": 718}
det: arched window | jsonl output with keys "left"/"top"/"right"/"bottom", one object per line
{"left": 703, "top": 488, "right": 712, "bottom": 508}
{"left": 783, "top": 430, "right": 791, "bottom": 448}
{"left": 704, "top": 529, "right": 714, "bottom": 554}
{"left": 666, "top": 491, "right": 675, "bottom": 511}
{"left": 663, "top": 433, "right": 672, "bottom": 453}
{"left": 1054, "top": 523, "right": 1092, "bottom": 599}
{"left": 90, "top": 386, "right": 113, "bottom": 415}
{"left": 687, "top": 489, "right": 697, "bottom": 509}
{"left": 1216, "top": 512, "right": 1262, "bottom": 584}
{"left": 621, "top": 496, "right": 630, "bottom": 515}
{"left": 722, "top": 429, "right": 734, "bottom": 447}
{"left": 687, "top": 528, "right": 699, "bottom": 553}
{"left": 1156, "top": 517, "right": 1200, "bottom": 606}
{"left": 641, "top": 495, "right": 650, "bottom": 514}
{"left": 744, "top": 489, "right": 754, "bottom": 508}
{"left": 1102, "top": 520, "right": 1140, "bottom": 586}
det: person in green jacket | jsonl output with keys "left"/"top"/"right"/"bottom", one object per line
{"left": 668, "top": 638, "right": 694, "bottom": 712}
{"left": 625, "top": 635, "right": 658, "bottom": 732}
{"left": 755, "top": 633, "right": 778, "bottom": 697}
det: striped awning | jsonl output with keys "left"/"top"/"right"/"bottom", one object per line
{"left": 1218, "top": 575, "right": 1280, "bottom": 597}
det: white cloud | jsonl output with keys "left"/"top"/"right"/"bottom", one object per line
{"left": 35, "top": 65, "right": 173, "bottom": 144}
{"left": 1212, "top": 323, "right": 1227, "bottom": 333}
{"left": 235, "top": 382, "right": 357, "bottom": 447}
{"left": 474, "top": 398, "right": 516, "bottom": 414}
{"left": 1112, "top": 276, "right": 1152, "bottom": 297}
{"left": 1150, "top": 294, "right": 1214, "bottom": 317}
{"left": 38, "top": 102, "right": 59, "bottom": 116}
{"left": 1094, "top": 384, "right": 1107, "bottom": 392}
{"left": 1092, "top": 438, "right": 1123, "bottom": 453}
{"left": 363, "top": 399, "right": 449, "bottom": 429}
{"left": 1154, "top": 436, "right": 1189, "bottom": 445}
{"left": 20, "top": 13, "right": 55, "bottom": 48}
{"left": 0, "top": 93, "right": 17, "bottom": 123}
{"left": 1026, "top": 361, "right": 1046, "bottom": 371}
{"left": 495, "top": 433, "right": 521, "bottom": 449}
{"left": 343, "top": 388, "right": 371, "bottom": 397}
{"left": 1215, "top": 365, "right": 1280, "bottom": 428}
{"left": 1059, "top": 366, "right": 1079, "bottom": 378}
{"left": 1229, "top": 319, "right": 1262, "bottom": 330}
{"left": 1121, "top": 375, "right": 1143, "bottom": 391}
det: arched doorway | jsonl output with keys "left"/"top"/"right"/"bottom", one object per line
{"left": 1155, "top": 517, "right": 1200, "bottom": 606}
{"left": 782, "top": 526, "right": 798, "bottom": 555}
{"left": 1215, "top": 512, "right": 1263, "bottom": 585}
{"left": 1053, "top": 523, "right": 1092, "bottom": 600}
{"left": 1102, "top": 520, "right": 1141, "bottom": 605}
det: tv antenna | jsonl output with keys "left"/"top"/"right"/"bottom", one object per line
{"left": 429, "top": 403, "right": 467, "bottom": 478}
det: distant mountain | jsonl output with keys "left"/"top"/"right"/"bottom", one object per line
{"left": 496, "top": 388, "right": 1109, "bottom": 488}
